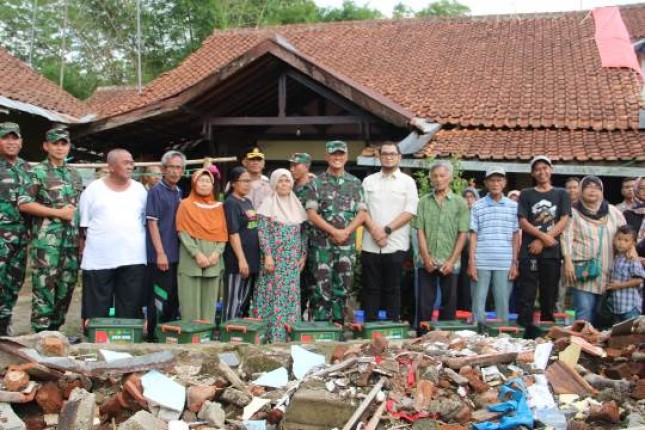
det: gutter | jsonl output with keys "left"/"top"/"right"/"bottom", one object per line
{"left": 357, "top": 157, "right": 645, "bottom": 178}
{"left": 0, "top": 96, "right": 95, "bottom": 124}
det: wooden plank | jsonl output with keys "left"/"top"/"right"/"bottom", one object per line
{"left": 342, "top": 377, "right": 385, "bottom": 430}
{"left": 442, "top": 352, "right": 518, "bottom": 369}
{"left": 209, "top": 116, "right": 366, "bottom": 126}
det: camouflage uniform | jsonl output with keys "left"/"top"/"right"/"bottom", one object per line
{"left": 20, "top": 158, "right": 82, "bottom": 332}
{"left": 0, "top": 156, "right": 32, "bottom": 333}
{"left": 306, "top": 165, "right": 366, "bottom": 322}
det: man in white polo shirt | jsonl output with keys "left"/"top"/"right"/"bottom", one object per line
{"left": 362, "top": 142, "right": 418, "bottom": 322}
{"left": 79, "top": 149, "right": 148, "bottom": 324}
{"left": 468, "top": 167, "right": 520, "bottom": 323}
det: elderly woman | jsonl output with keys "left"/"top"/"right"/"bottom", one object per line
{"left": 562, "top": 176, "right": 626, "bottom": 324}
{"left": 254, "top": 169, "right": 308, "bottom": 343}
{"left": 176, "top": 169, "right": 228, "bottom": 321}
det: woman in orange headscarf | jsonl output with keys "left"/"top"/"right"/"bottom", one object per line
{"left": 176, "top": 169, "right": 228, "bottom": 321}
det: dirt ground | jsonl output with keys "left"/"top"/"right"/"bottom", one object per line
{"left": 11, "top": 279, "right": 83, "bottom": 337}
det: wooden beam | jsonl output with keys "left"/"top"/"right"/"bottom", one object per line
{"left": 278, "top": 74, "right": 287, "bottom": 117}
{"left": 209, "top": 116, "right": 368, "bottom": 126}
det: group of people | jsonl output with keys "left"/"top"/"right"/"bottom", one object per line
{"left": 1, "top": 120, "right": 643, "bottom": 343}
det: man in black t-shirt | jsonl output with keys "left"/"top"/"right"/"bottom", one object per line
{"left": 517, "top": 156, "right": 571, "bottom": 329}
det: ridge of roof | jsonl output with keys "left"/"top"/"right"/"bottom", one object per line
{"left": 89, "top": 3, "right": 645, "bottom": 133}
{"left": 0, "top": 45, "right": 89, "bottom": 120}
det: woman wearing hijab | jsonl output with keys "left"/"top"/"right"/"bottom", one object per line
{"left": 254, "top": 169, "right": 308, "bottom": 343}
{"left": 176, "top": 169, "right": 228, "bottom": 322}
{"left": 562, "top": 176, "right": 626, "bottom": 324}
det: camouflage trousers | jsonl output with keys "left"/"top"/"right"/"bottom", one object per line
{"left": 311, "top": 245, "right": 356, "bottom": 323}
{"left": 30, "top": 245, "right": 79, "bottom": 332}
{"left": 0, "top": 231, "right": 28, "bottom": 326}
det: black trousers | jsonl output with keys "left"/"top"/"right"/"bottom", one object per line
{"left": 82, "top": 264, "right": 146, "bottom": 319}
{"left": 456, "top": 246, "right": 472, "bottom": 311}
{"left": 516, "top": 258, "right": 561, "bottom": 327}
{"left": 146, "top": 263, "right": 179, "bottom": 340}
{"left": 361, "top": 250, "right": 406, "bottom": 321}
{"left": 417, "top": 269, "right": 458, "bottom": 323}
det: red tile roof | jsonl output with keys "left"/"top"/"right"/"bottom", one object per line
{"left": 411, "top": 128, "right": 645, "bottom": 162}
{"left": 0, "top": 46, "right": 88, "bottom": 120}
{"left": 85, "top": 85, "right": 138, "bottom": 113}
{"left": 93, "top": 6, "right": 645, "bottom": 134}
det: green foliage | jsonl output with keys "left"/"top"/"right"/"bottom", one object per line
{"left": 317, "top": 0, "right": 382, "bottom": 21}
{"left": 392, "top": 2, "right": 414, "bottom": 19}
{"left": 413, "top": 155, "right": 472, "bottom": 197}
{"left": 415, "top": 0, "right": 470, "bottom": 17}
{"left": 0, "top": 0, "right": 468, "bottom": 100}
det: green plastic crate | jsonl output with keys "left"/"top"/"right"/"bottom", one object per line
{"left": 220, "top": 318, "right": 266, "bottom": 344}
{"left": 156, "top": 319, "right": 215, "bottom": 344}
{"left": 285, "top": 321, "right": 342, "bottom": 343}
{"left": 481, "top": 321, "right": 525, "bottom": 338}
{"left": 86, "top": 318, "right": 145, "bottom": 344}
{"left": 419, "top": 320, "right": 479, "bottom": 333}
{"left": 352, "top": 321, "right": 410, "bottom": 340}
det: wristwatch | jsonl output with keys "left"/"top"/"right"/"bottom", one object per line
{"left": 384, "top": 226, "right": 392, "bottom": 235}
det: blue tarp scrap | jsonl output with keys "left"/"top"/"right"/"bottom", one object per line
{"left": 472, "top": 378, "right": 534, "bottom": 430}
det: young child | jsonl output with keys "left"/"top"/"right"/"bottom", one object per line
{"left": 607, "top": 225, "right": 645, "bottom": 322}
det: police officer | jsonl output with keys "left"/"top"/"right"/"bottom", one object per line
{"left": 290, "top": 152, "right": 315, "bottom": 318}
{"left": 306, "top": 141, "right": 366, "bottom": 323}
{"left": 19, "top": 128, "right": 81, "bottom": 332}
{"left": 0, "top": 122, "right": 33, "bottom": 335}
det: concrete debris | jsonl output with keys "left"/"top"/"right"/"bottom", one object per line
{"left": 0, "top": 316, "right": 641, "bottom": 429}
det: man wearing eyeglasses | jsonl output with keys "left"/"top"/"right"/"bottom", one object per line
{"left": 19, "top": 128, "right": 82, "bottom": 332}
{"left": 361, "top": 143, "right": 418, "bottom": 322}
{"left": 0, "top": 122, "right": 34, "bottom": 335}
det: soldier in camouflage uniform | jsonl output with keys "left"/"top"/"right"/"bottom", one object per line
{"left": 305, "top": 141, "right": 367, "bottom": 323}
{"left": 0, "top": 122, "right": 33, "bottom": 335}
{"left": 19, "top": 128, "right": 81, "bottom": 332}
{"left": 289, "top": 152, "right": 315, "bottom": 317}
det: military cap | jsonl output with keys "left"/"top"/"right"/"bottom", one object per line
{"left": 46, "top": 128, "right": 71, "bottom": 143}
{"left": 289, "top": 152, "right": 311, "bottom": 164}
{"left": 0, "top": 122, "right": 21, "bottom": 138}
{"left": 245, "top": 148, "right": 265, "bottom": 160}
{"left": 325, "top": 140, "right": 348, "bottom": 154}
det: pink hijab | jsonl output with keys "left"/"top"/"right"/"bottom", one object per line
{"left": 257, "top": 169, "right": 308, "bottom": 225}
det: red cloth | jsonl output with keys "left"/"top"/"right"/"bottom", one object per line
{"left": 592, "top": 7, "right": 643, "bottom": 79}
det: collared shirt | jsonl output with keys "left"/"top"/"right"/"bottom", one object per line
{"left": 470, "top": 194, "right": 519, "bottom": 270}
{"left": 248, "top": 175, "right": 272, "bottom": 210}
{"left": 362, "top": 168, "right": 418, "bottom": 254}
{"left": 616, "top": 200, "right": 635, "bottom": 212}
{"left": 146, "top": 179, "right": 182, "bottom": 263}
{"left": 19, "top": 158, "right": 83, "bottom": 247}
{"left": 306, "top": 170, "right": 367, "bottom": 248}
{"left": 411, "top": 191, "right": 470, "bottom": 271}
{"left": 0, "top": 156, "right": 32, "bottom": 231}
{"left": 609, "top": 254, "right": 645, "bottom": 314}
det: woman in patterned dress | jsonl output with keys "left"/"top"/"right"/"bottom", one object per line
{"left": 254, "top": 169, "right": 308, "bottom": 343}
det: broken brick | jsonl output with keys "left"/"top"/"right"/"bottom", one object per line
{"left": 36, "top": 382, "right": 63, "bottom": 414}
{"left": 589, "top": 401, "right": 621, "bottom": 424}
{"left": 187, "top": 384, "right": 219, "bottom": 412}
{"left": 3, "top": 368, "right": 29, "bottom": 392}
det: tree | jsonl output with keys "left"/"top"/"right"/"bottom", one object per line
{"left": 317, "top": 0, "right": 382, "bottom": 22}
{"left": 416, "top": 0, "right": 470, "bottom": 17}
{"left": 392, "top": 2, "right": 414, "bottom": 19}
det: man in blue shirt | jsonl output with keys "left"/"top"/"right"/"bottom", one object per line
{"left": 468, "top": 167, "right": 520, "bottom": 323}
{"left": 145, "top": 151, "right": 185, "bottom": 340}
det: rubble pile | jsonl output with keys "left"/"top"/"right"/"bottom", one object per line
{"left": 0, "top": 317, "right": 643, "bottom": 430}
